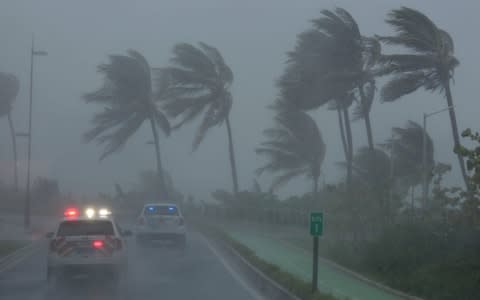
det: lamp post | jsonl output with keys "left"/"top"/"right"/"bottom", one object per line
{"left": 422, "top": 105, "right": 455, "bottom": 212}
{"left": 389, "top": 132, "right": 396, "bottom": 215}
{"left": 24, "top": 35, "right": 47, "bottom": 229}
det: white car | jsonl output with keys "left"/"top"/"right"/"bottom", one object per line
{"left": 46, "top": 208, "right": 131, "bottom": 286}
{"left": 135, "top": 203, "right": 186, "bottom": 249}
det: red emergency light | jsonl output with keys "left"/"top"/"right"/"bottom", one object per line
{"left": 92, "top": 240, "right": 104, "bottom": 249}
{"left": 64, "top": 208, "right": 79, "bottom": 218}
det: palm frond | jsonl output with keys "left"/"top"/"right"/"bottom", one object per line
{"left": 380, "top": 72, "right": 425, "bottom": 102}
{"left": 256, "top": 110, "right": 325, "bottom": 189}
{"left": 378, "top": 54, "right": 436, "bottom": 75}
{"left": 191, "top": 103, "right": 218, "bottom": 150}
{"left": 171, "top": 43, "right": 216, "bottom": 78}
{"left": 382, "top": 7, "right": 440, "bottom": 53}
{"left": 162, "top": 94, "right": 212, "bottom": 119}
{"left": 165, "top": 67, "right": 213, "bottom": 88}
{"left": 86, "top": 112, "right": 145, "bottom": 160}
{"left": 127, "top": 49, "right": 152, "bottom": 92}
{"left": 198, "top": 42, "right": 233, "bottom": 85}
{"left": 83, "top": 50, "right": 170, "bottom": 161}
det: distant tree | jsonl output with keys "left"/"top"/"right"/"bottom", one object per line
{"left": 256, "top": 110, "right": 326, "bottom": 203}
{"left": 0, "top": 72, "right": 20, "bottom": 190}
{"left": 377, "top": 7, "right": 466, "bottom": 188}
{"left": 456, "top": 129, "right": 480, "bottom": 190}
{"left": 339, "top": 147, "right": 393, "bottom": 211}
{"left": 382, "top": 120, "right": 435, "bottom": 206}
{"left": 162, "top": 42, "right": 239, "bottom": 194}
{"left": 453, "top": 129, "right": 480, "bottom": 225}
{"left": 84, "top": 50, "right": 170, "bottom": 197}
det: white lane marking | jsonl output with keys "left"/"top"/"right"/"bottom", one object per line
{"left": 201, "top": 235, "right": 265, "bottom": 300}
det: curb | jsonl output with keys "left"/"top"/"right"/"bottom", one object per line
{"left": 208, "top": 236, "right": 303, "bottom": 300}
{"left": 0, "top": 242, "right": 38, "bottom": 274}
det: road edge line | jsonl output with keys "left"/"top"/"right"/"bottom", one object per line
{"left": 201, "top": 234, "right": 266, "bottom": 300}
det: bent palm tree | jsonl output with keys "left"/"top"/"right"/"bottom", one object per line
{"left": 378, "top": 7, "right": 466, "bottom": 187}
{"left": 162, "top": 42, "right": 239, "bottom": 194}
{"left": 84, "top": 50, "right": 170, "bottom": 197}
{"left": 256, "top": 110, "right": 326, "bottom": 203}
{"left": 277, "top": 8, "right": 381, "bottom": 191}
{"left": 0, "top": 72, "right": 20, "bottom": 190}
{"left": 382, "top": 121, "right": 435, "bottom": 208}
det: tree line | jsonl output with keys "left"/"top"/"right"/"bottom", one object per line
{"left": 0, "top": 6, "right": 477, "bottom": 223}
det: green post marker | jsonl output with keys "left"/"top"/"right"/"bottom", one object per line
{"left": 310, "top": 212, "right": 323, "bottom": 292}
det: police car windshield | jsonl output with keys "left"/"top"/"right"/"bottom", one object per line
{"left": 57, "top": 220, "right": 114, "bottom": 236}
{"left": 144, "top": 206, "right": 178, "bottom": 216}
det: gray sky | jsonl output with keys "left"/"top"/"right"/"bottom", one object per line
{"left": 0, "top": 0, "right": 479, "bottom": 201}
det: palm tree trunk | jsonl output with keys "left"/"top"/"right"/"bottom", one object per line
{"left": 225, "top": 116, "right": 239, "bottom": 194}
{"left": 7, "top": 112, "right": 18, "bottom": 191}
{"left": 342, "top": 107, "right": 353, "bottom": 189}
{"left": 149, "top": 117, "right": 167, "bottom": 198}
{"left": 337, "top": 107, "right": 349, "bottom": 161}
{"left": 359, "top": 86, "right": 374, "bottom": 151}
{"left": 444, "top": 81, "right": 468, "bottom": 188}
{"left": 364, "top": 114, "right": 374, "bottom": 150}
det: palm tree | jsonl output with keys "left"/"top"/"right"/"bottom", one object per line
{"left": 0, "top": 72, "right": 20, "bottom": 190}
{"left": 277, "top": 8, "right": 381, "bottom": 190}
{"left": 161, "top": 42, "right": 239, "bottom": 194}
{"left": 377, "top": 7, "right": 466, "bottom": 187}
{"left": 256, "top": 110, "right": 326, "bottom": 203}
{"left": 383, "top": 120, "right": 435, "bottom": 209}
{"left": 310, "top": 9, "right": 382, "bottom": 151}
{"left": 84, "top": 50, "right": 170, "bottom": 197}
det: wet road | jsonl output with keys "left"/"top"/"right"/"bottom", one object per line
{"left": 0, "top": 232, "right": 261, "bottom": 300}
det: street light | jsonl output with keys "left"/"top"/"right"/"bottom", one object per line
{"left": 389, "top": 131, "right": 396, "bottom": 213}
{"left": 422, "top": 105, "right": 455, "bottom": 211}
{"left": 24, "top": 35, "right": 47, "bottom": 229}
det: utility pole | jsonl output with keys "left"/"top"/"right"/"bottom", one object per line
{"left": 422, "top": 113, "right": 427, "bottom": 212}
{"left": 389, "top": 131, "right": 395, "bottom": 220}
{"left": 24, "top": 35, "right": 47, "bottom": 229}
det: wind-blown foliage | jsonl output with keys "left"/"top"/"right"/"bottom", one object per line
{"left": 384, "top": 121, "right": 434, "bottom": 187}
{"left": 0, "top": 72, "right": 20, "bottom": 190}
{"left": 338, "top": 147, "right": 394, "bottom": 212}
{"left": 277, "top": 8, "right": 383, "bottom": 192}
{"left": 84, "top": 50, "right": 170, "bottom": 196}
{"left": 378, "top": 7, "right": 467, "bottom": 187}
{"left": 256, "top": 110, "right": 325, "bottom": 194}
{"left": 162, "top": 42, "right": 239, "bottom": 194}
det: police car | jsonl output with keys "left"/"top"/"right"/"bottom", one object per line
{"left": 135, "top": 203, "right": 186, "bottom": 249}
{"left": 46, "top": 207, "right": 131, "bottom": 286}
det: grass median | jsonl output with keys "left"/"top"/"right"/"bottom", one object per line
{"left": 199, "top": 221, "right": 341, "bottom": 300}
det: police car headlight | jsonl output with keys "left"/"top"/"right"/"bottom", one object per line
{"left": 85, "top": 208, "right": 95, "bottom": 218}
{"left": 98, "top": 208, "right": 111, "bottom": 217}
